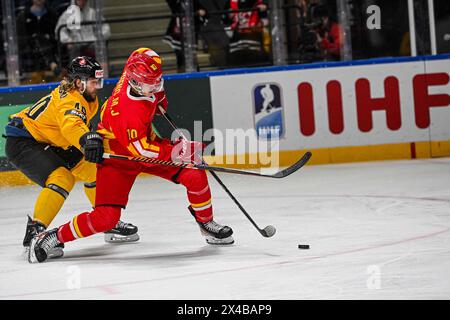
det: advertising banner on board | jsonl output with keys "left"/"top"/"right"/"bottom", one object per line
{"left": 210, "top": 58, "right": 450, "bottom": 157}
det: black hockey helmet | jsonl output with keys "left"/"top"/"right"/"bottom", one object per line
{"left": 67, "top": 56, "right": 104, "bottom": 82}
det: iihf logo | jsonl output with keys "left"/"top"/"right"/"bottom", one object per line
{"left": 252, "top": 83, "right": 285, "bottom": 140}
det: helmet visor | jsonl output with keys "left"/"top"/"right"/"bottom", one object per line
{"left": 131, "top": 78, "right": 164, "bottom": 96}
{"left": 86, "top": 78, "right": 104, "bottom": 89}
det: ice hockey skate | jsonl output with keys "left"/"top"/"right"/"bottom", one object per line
{"left": 189, "top": 206, "right": 234, "bottom": 245}
{"left": 22, "top": 216, "right": 64, "bottom": 259}
{"left": 104, "top": 220, "right": 140, "bottom": 243}
{"left": 28, "top": 228, "right": 62, "bottom": 263}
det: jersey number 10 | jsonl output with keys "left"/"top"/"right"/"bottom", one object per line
{"left": 127, "top": 129, "right": 138, "bottom": 140}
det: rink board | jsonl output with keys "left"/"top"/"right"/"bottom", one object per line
{"left": 209, "top": 56, "right": 450, "bottom": 167}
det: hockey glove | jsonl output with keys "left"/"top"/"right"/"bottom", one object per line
{"left": 80, "top": 132, "right": 104, "bottom": 164}
{"left": 172, "top": 139, "right": 205, "bottom": 165}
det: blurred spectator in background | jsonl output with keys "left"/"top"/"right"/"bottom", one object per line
{"left": 314, "top": 4, "right": 342, "bottom": 61}
{"left": 298, "top": 0, "right": 321, "bottom": 24}
{"left": 55, "top": 0, "right": 110, "bottom": 67}
{"left": 164, "top": 0, "right": 209, "bottom": 72}
{"left": 288, "top": 0, "right": 341, "bottom": 63}
{"left": 289, "top": 0, "right": 322, "bottom": 63}
{"left": 16, "top": 0, "right": 59, "bottom": 84}
{"left": 196, "top": 0, "right": 229, "bottom": 68}
{"left": 225, "top": 0, "right": 268, "bottom": 67}
{"left": 15, "top": 0, "right": 70, "bottom": 16}
{"left": 163, "top": 0, "right": 187, "bottom": 72}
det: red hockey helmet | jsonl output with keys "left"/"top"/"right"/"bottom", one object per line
{"left": 125, "top": 48, "right": 164, "bottom": 96}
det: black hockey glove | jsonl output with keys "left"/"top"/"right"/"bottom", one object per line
{"left": 79, "top": 132, "right": 104, "bottom": 164}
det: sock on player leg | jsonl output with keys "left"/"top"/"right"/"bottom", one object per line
{"left": 57, "top": 206, "right": 121, "bottom": 243}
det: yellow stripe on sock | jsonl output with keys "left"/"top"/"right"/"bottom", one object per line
{"left": 191, "top": 198, "right": 212, "bottom": 208}
{"left": 73, "top": 216, "right": 84, "bottom": 238}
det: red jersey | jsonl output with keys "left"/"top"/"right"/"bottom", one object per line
{"left": 320, "top": 22, "right": 343, "bottom": 58}
{"left": 230, "top": 0, "right": 264, "bottom": 32}
{"left": 98, "top": 72, "right": 169, "bottom": 158}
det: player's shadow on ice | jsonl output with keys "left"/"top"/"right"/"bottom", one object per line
{"left": 61, "top": 244, "right": 221, "bottom": 266}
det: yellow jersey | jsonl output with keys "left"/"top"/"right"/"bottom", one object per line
{"left": 12, "top": 86, "right": 99, "bottom": 150}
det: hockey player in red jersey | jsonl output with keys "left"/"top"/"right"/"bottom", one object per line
{"left": 28, "top": 48, "right": 234, "bottom": 263}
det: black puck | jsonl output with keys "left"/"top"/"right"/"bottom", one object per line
{"left": 298, "top": 244, "right": 310, "bottom": 249}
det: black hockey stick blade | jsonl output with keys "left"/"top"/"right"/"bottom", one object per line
{"left": 261, "top": 225, "right": 276, "bottom": 237}
{"left": 270, "top": 151, "right": 312, "bottom": 178}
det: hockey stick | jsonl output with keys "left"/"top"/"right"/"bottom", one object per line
{"left": 156, "top": 106, "right": 303, "bottom": 238}
{"left": 103, "top": 151, "right": 311, "bottom": 179}
{"left": 103, "top": 152, "right": 277, "bottom": 237}
{"left": 104, "top": 153, "right": 277, "bottom": 237}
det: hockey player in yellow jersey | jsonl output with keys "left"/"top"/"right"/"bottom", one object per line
{"left": 4, "top": 56, "right": 139, "bottom": 258}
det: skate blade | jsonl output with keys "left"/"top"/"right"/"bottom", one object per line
{"left": 104, "top": 233, "right": 140, "bottom": 243}
{"left": 205, "top": 235, "right": 234, "bottom": 245}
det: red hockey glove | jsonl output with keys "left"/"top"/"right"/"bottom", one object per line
{"left": 172, "top": 139, "right": 205, "bottom": 165}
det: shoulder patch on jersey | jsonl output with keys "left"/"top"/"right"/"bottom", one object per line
{"left": 64, "top": 109, "right": 87, "bottom": 124}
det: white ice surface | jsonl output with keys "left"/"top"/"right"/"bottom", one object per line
{"left": 0, "top": 158, "right": 449, "bottom": 299}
